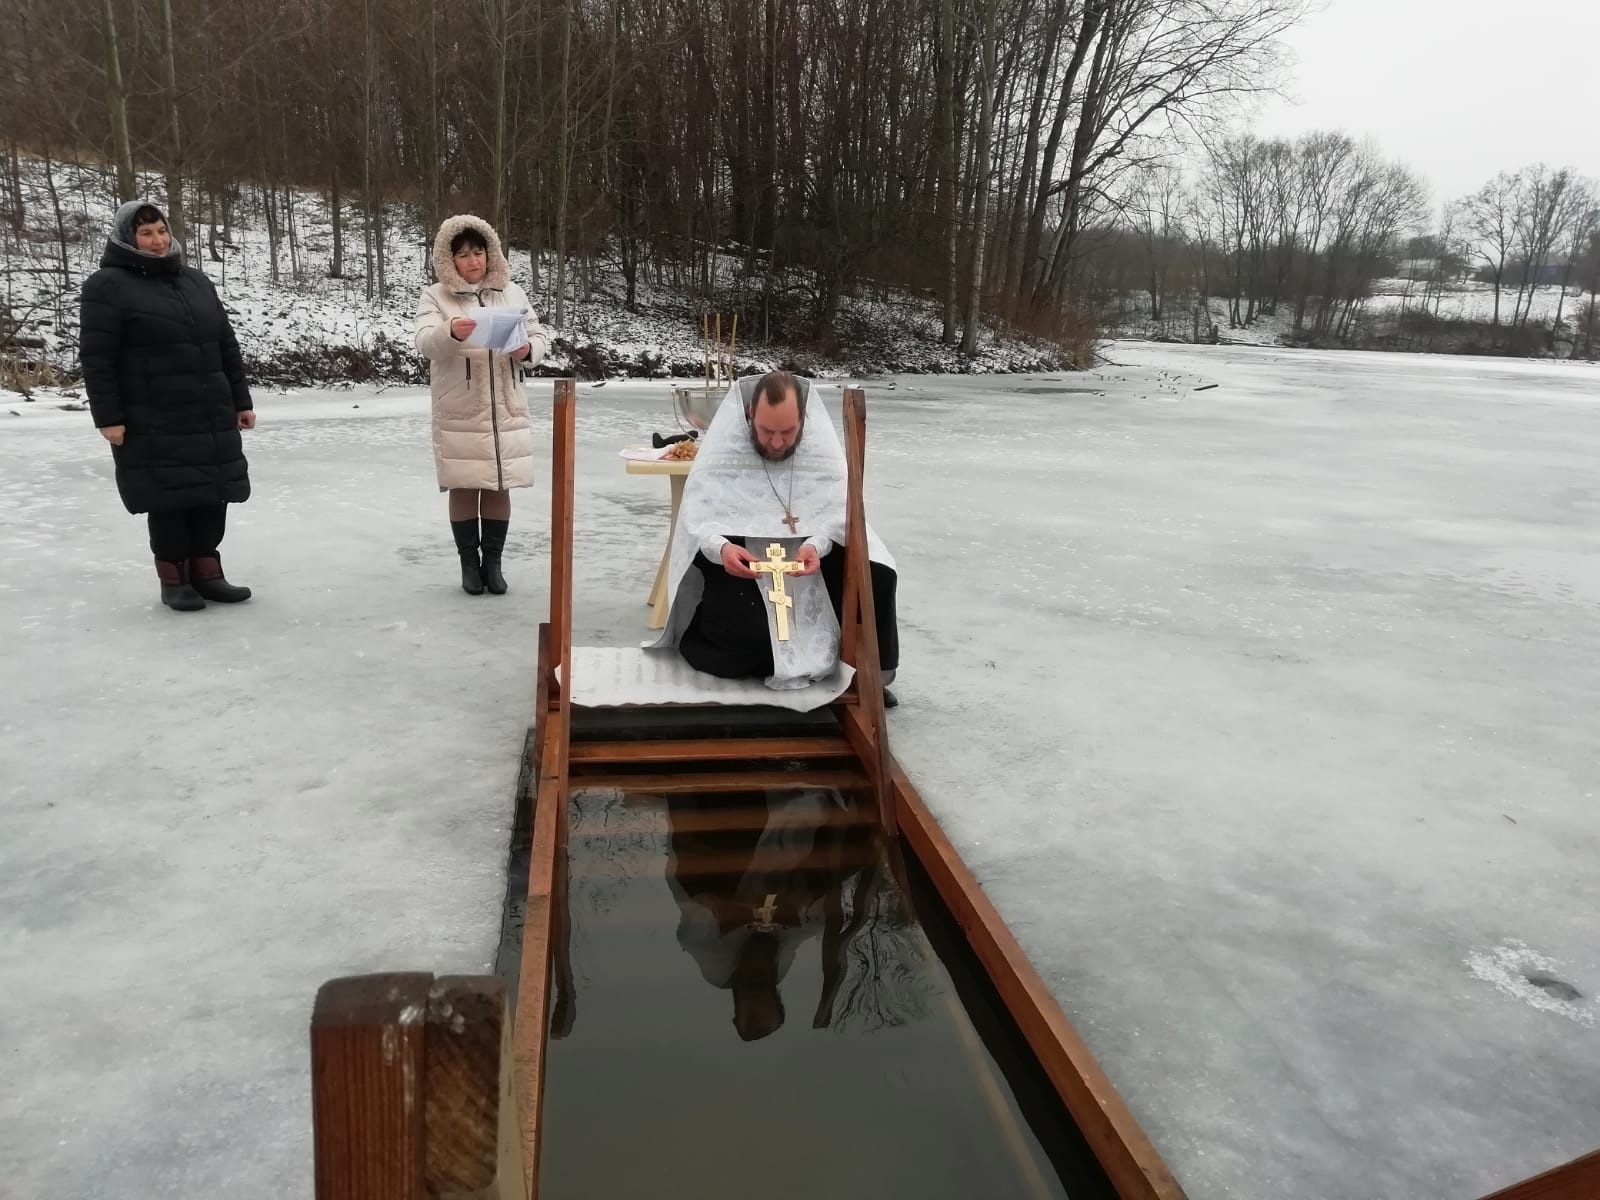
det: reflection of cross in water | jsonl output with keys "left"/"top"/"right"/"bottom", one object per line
{"left": 749, "top": 892, "right": 779, "bottom": 933}
{"left": 750, "top": 543, "right": 804, "bottom": 641}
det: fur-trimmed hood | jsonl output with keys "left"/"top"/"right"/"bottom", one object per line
{"left": 431, "top": 214, "right": 510, "bottom": 293}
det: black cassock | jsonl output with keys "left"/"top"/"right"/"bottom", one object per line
{"left": 678, "top": 537, "right": 900, "bottom": 681}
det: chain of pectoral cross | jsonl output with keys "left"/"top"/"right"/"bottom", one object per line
{"left": 762, "top": 457, "right": 800, "bottom": 533}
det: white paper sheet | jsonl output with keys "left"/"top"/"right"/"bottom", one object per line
{"left": 462, "top": 306, "right": 529, "bottom": 354}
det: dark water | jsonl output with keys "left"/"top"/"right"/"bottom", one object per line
{"left": 530, "top": 784, "right": 1113, "bottom": 1199}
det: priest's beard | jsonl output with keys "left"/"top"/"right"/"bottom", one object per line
{"left": 750, "top": 420, "right": 805, "bottom": 461}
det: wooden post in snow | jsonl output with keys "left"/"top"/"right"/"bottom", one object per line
{"left": 311, "top": 973, "right": 526, "bottom": 1200}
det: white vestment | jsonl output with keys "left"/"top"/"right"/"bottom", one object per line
{"left": 643, "top": 376, "right": 896, "bottom": 690}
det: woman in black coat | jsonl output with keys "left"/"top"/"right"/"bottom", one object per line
{"left": 80, "top": 201, "right": 257, "bottom": 611}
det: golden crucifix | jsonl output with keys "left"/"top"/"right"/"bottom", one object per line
{"left": 749, "top": 893, "right": 779, "bottom": 933}
{"left": 750, "top": 542, "right": 804, "bottom": 641}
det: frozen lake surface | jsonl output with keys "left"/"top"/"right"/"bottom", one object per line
{"left": 2, "top": 342, "right": 1597, "bottom": 1198}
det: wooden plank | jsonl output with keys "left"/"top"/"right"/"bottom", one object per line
{"left": 424, "top": 976, "right": 526, "bottom": 1200}
{"left": 891, "top": 765, "right": 1188, "bottom": 1200}
{"left": 568, "top": 768, "right": 868, "bottom": 794}
{"left": 511, "top": 892, "right": 551, "bottom": 1200}
{"left": 550, "top": 381, "right": 576, "bottom": 678}
{"left": 838, "top": 391, "right": 862, "bottom": 675}
{"left": 512, "top": 704, "right": 568, "bottom": 1200}
{"left": 311, "top": 973, "right": 431, "bottom": 1200}
{"left": 519, "top": 398, "right": 574, "bottom": 1200}
{"left": 1478, "top": 1151, "right": 1600, "bottom": 1200}
{"left": 567, "top": 735, "right": 855, "bottom": 764}
{"left": 532, "top": 624, "right": 552, "bottom": 773}
{"left": 840, "top": 388, "right": 894, "bottom": 835}
{"left": 837, "top": 703, "right": 877, "bottom": 760}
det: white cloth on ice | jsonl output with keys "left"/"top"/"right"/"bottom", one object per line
{"left": 563, "top": 647, "right": 853, "bottom": 711}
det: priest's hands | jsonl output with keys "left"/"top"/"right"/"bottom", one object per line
{"left": 795, "top": 545, "right": 820, "bottom": 576}
{"left": 720, "top": 543, "right": 759, "bottom": 579}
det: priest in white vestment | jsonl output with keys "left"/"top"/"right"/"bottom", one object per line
{"left": 644, "top": 371, "right": 899, "bottom": 702}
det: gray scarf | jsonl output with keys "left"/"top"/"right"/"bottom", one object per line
{"left": 109, "top": 200, "right": 184, "bottom": 262}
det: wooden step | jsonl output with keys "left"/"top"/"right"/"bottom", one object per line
{"left": 567, "top": 768, "right": 868, "bottom": 795}
{"left": 567, "top": 801, "right": 877, "bottom": 839}
{"left": 568, "top": 735, "right": 856, "bottom": 765}
{"left": 567, "top": 838, "right": 880, "bottom": 882}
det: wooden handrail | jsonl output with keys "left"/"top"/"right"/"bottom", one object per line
{"left": 1477, "top": 1150, "right": 1600, "bottom": 1200}
{"left": 838, "top": 387, "right": 895, "bottom": 835}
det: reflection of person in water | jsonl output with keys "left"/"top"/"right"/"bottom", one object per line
{"left": 667, "top": 788, "right": 864, "bottom": 1042}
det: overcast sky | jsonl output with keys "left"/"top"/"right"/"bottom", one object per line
{"left": 1246, "top": 0, "right": 1600, "bottom": 207}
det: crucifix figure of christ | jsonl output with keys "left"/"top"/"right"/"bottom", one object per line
{"left": 750, "top": 542, "right": 804, "bottom": 641}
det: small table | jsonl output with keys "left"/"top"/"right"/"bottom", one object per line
{"left": 625, "top": 457, "right": 694, "bottom": 629}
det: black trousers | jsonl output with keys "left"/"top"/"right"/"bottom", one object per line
{"left": 679, "top": 539, "right": 900, "bottom": 680}
{"left": 147, "top": 504, "right": 228, "bottom": 561}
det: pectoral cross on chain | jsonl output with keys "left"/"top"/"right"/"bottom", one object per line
{"left": 750, "top": 542, "right": 805, "bottom": 642}
{"left": 781, "top": 510, "right": 799, "bottom": 533}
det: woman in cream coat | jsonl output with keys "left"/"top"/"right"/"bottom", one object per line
{"left": 415, "top": 214, "right": 550, "bottom": 595}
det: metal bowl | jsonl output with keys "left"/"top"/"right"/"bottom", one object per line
{"left": 670, "top": 384, "right": 725, "bottom": 432}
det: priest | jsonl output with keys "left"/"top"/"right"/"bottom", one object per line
{"left": 644, "top": 371, "right": 899, "bottom": 703}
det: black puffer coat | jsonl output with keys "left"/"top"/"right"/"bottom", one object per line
{"left": 79, "top": 239, "right": 253, "bottom": 514}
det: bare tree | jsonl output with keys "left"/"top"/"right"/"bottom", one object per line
{"left": 1462, "top": 170, "right": 1522, "bottom": 329}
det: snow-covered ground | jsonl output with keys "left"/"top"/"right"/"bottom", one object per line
{"left": 1365, "top": 275, "right": 1590, "bottom": 325}
{"left": 3, "top": 345, "right": 1599, "bottom": 1198}
{"left": 1115, "top": 281, "right": 1595, "bottom": 349}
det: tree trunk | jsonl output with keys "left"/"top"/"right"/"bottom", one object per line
{"left": 423, "top": 0, "right": 442, "bottom": 236}
{"left": 1037, "top": 13, "right": 1116, "bottom": 307}
{"left": 285, "top": 153, "right": 302, "bottom": 281}
{"left": 762, "top": 0, "right": 779, "bottom": 258}
{"left": 935, "top": 0, "right": 957, "bottom": 343}
{"left": 491, "top": 0, "right": 509, "bottom": 232}
{"left": 207, "top": 184, "right": 221, "bottom": 262}
{"left": 959, "top": 0, "right": 996, "bottom": 356}
{"left": 552, "top": 0, "right": 574, "bottom": 326}
{"left": 264, "top": 186, "right": 281, "bottom": 284}
{"left": 3, "top": 142, "right": 22, "bottom": 233}
{"left": 329, "top": 168, "right": 344, "bottom": 278}
{"left": 1021, "top": 0, "right": 1103, "bottom": 306}
{"left": 42, "top": 146, "right": 70, "bottom": 309}
{"left": 157, "top": 0, "right": 185, "bottom": 245}
{"left": 361, "top": 0, "right": 377, "bottom": 301}
{"left": 100, "top": 0, "right": 136, "bottom": 203}
{"left": 983, "top": 18, "right": 1026, "bottom": 298}
{"left": 1003, "top": 0, "right": 1066, "bottom": 308}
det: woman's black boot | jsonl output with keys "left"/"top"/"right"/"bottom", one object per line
{"left": 451, "top": 519, "right": 484, "bottom": 595}
{"left": 480, "top": 518, "right": 509, "bottom": 595}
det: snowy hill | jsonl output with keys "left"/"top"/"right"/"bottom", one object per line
{"left": 0, "top": 156, "right": 1070, "bottom": 407}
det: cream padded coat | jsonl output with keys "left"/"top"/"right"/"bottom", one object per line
{"left": 414, "top": 215, "right": 550, "bottom": 491}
